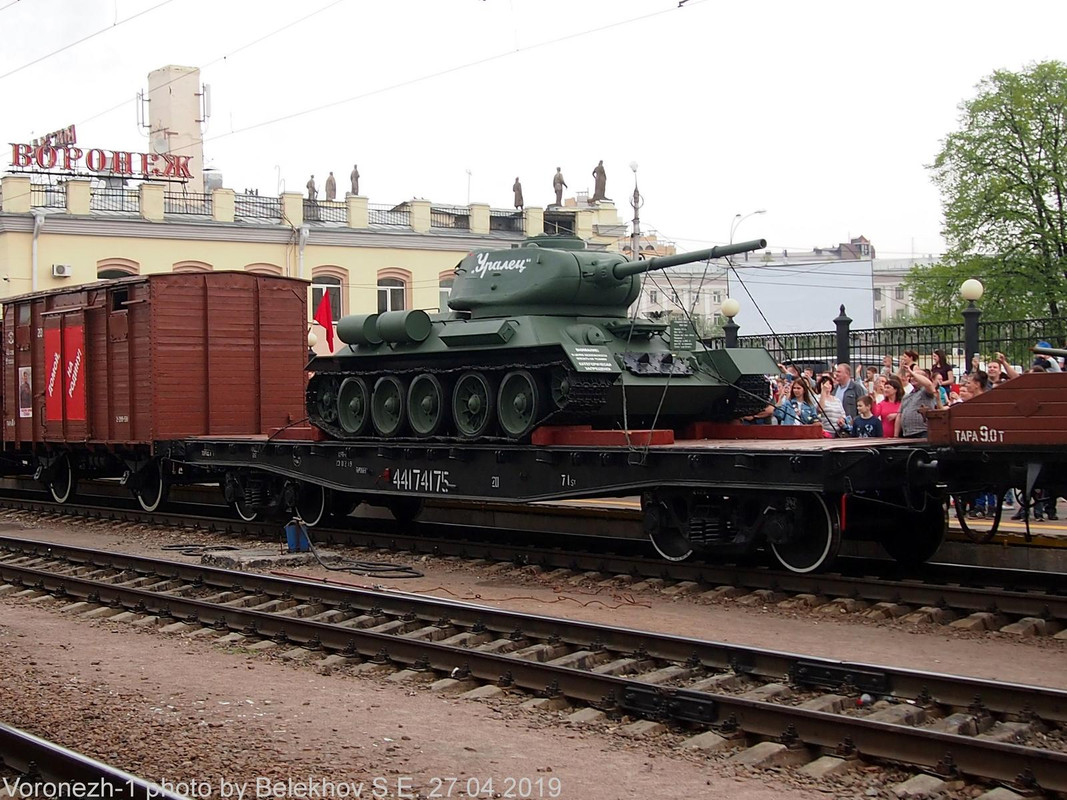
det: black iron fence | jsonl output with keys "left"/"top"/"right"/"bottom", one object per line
{"left": 489, "top": 208, "right": 524, "bottom": 234}
{"left": 89, "top": 188, "right": 138, "bottom": 212}
{"left": 430, "top": 206, "right": 471, "bottom": 230}
{"left": 30, "top": 183, "right": 65, "bottom": 209}
{"left": 543, "top": 211, "right": 575, "bottom": 236}
{"left": 368, "top": 203, "right": 410, "bottom": 227}
{"left": 164, "top": 192, "right": 212, "bottom": 216}
{"left": 310, "top": 200, "right": 347, "bottom": 223}
{"left": 708, "top": 311, "right": 1067, "bottom": 373}
{"left": 234, "top": 193, "right": 282, "bottom": 221}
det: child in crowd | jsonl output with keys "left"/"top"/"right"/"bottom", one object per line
{"left": 850, "top": 395, "right": 883, "bottom": 438}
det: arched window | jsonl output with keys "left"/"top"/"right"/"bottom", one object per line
{"left": 311, "top": 275, "right": 342, "bottom": 322}
{"left": 97, "top": 258, "right": 139, "bottom": 279}
{"left": 438, "top": 269, "right": 455, "bottom": 312}
{"left": 377, "top": 268, "right": 411, "bottom": 313}
{"left": 173, "top": 260, "right": 212, "bottom": 273}
{"left": 244, "top": 262, "right": 283, "bottom": 276}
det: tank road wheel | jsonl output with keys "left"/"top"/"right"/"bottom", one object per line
{"left": 407, "top": 374, "right": 447, "bottom": 437}
{"left": 549, "top": 367, "right": 572, "bottom": 410}
{"left": 337, "top": 377, "right": 371, "bottom": 436}
{"left": 497, "top": 370, "right": 542, "bottom": 439}
{"left": 371, "top": 376, "right": 406, "bottom": 437}
{"left": 313, "top": 376, "right": 340, "bottom": 425}
{"left": 295, "top": 483, "right": 327, "bottom": 528}
{"left": 48, "top": 454, "right": 78, "bottom": 505}
{"left": 769, "top": 493, "right": 841, "bottom": 574}
{"left": 133, "top": 460, "right": 169, "bottom": 513}
{"left": 453, "top": 371, "right": 494, "bottom": 439}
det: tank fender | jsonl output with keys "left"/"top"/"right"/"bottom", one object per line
{"left": 702, "top": 348, "right": 780, "bottom": 383}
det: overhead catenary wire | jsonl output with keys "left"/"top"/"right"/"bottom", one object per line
{"left": 0, "top": 0, "right": 178, "bottom": 82}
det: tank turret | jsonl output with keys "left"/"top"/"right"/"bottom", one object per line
{"left": 306, "top": 236, "right": 779, "bottom": 442}
{"left": 448, "top": 238, "right": 766, "bottom": 319}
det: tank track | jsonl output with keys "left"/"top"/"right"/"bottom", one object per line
{"left": 306, "top": 359, "right": 615, "bottom": 444}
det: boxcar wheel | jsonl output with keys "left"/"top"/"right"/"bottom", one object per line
{"left": 133, "top": 460, "right": 169, "bottom": 513}
{"left": 48, "top": 455, "right": 78, "bottom": 505}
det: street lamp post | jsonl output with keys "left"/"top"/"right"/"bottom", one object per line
{"left": 961, "top": 278, "right": 984, "bottom": 374}
{"left": 721, "top": 297, "right": 740, "bottom": 348}
{"left": 727, "top": 209, "right": 766, "bottom": 295}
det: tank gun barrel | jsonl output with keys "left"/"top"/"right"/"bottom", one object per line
{"left": 1033, "top": 345, "right": 1067, "bottom": 358}
{"left": 612, "top": 238, "right": 767, "bottom": 279}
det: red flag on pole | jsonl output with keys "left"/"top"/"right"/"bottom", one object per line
{"left": 314, "top": 291, "right": 334, "bottom": 352}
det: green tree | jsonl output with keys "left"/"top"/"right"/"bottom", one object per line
{"left": 917, "top": 61, "right": 1067, "bottom": 319}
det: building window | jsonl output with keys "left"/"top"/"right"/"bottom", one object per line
{"left": 712, "top": 291, "right": 721, "bottom": 304}
{"left": 874, "top": 308, "right": 882, "bottom": 324}
{"left": 872, "top": 287, "right": 882, "bottom": 301}
{"left": 648, "top": 290, "right": 658, "bottom": 304}
{"left": 895, "top": 286, "right": 905, "bottom": 301}
{"left": 378, "top": 278, "right": 406, "bottom": 313}
{"left": 96, "top": 257, "right": 139, "bottom": 278}
{"left": 439, "top": 277, "right": 454, "bottom": 312}
{"left": 311, "top": 276, "right": 342, "bottom": 322}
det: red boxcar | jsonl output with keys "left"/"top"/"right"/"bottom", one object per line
{"left": 2, "top": 272, "right": 309, "bottom": 506}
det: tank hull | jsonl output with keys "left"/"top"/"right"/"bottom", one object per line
{"left": 307, "top": 313, "right": 777, "bottom": 442}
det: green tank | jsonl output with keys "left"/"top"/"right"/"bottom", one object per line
{"left": 306, "top": 236, "right": 777, "bottom": 441}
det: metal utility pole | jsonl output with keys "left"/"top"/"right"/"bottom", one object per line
{"left": 629, "top": 162, "right": 642, "bottom": 261}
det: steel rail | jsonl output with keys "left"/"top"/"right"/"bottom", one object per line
{"left": 1, "top": 539, "right": 1066, "bottom": 790}
{"left": 1, "top": 489, "right": 1065, "bottom": 625}
{"left": 0, "top": 722, "right": 187, "bottom": 800}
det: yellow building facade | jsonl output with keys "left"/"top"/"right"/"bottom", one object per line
{"left": 0, "top": 174, "right": 625, "bottom": 353}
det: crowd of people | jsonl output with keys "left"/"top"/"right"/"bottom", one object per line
{"left": 739, "top": 343, "right": 1063, "bottom": 519}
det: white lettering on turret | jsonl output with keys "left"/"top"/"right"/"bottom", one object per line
{"left": 473, "top": 252, "right": 531, "bottom": 278}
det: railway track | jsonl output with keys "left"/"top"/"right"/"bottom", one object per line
{"left": 0, "top": 535, "right": 1065, "bottom": 794}
{"left": 0, "top": 721, "right": 185, "bottom": 800}
{"left": 1, "top": 485, "right": 1065, "bottom": 639}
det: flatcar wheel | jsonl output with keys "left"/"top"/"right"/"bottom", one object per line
{"left": 295, "top": 483, "right": 327, "bottom": 528}
{"left": 371, "top": 376, "right": 405, "bottom": 437}
{"left": 452, "top": 371, "right": 494, "bottom": 439}
{"left": 337, "top": 377, "right": 370, "bottom": 435}
{"left": 329, "top": 492, "right": 361, "bottom": 519}
{"left": 643, "top": 497, "right": 694, "bottom": 562}
{"left": 388, "top": 497, "right": 424, "bottom": 524}
{"left": 48, "top": 455, "right": 78, "bottom": 505}
{"left": 133, "top": 460, "right": 169, "bottom": 513}
{"left": 951, "top": 491, "right": 1002, "bottom": 544}
{"left": 497, "top": 370, "right": 542, "bottom": 439}
{"left": 407, "top": 374, "right": 446, "bottom": 437}
{"left": 231, "top": 497, "right": 258, "bottom": 522}
{"left": 769, "top": 493, "right": 840, "bottom": 574}
{"left": 880, "top": 500, "right": 947, "bottom": 565}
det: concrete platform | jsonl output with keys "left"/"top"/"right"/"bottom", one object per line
{"left": 200, "top": 549, "right": 338, "bottom": 570}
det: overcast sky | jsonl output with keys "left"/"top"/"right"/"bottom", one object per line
{"left": 3, "top": 0, "right": 1065, "bottom": 260}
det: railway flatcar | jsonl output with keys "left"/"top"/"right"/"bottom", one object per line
{"left": 1, "top": 272, "right": 309, "bottom": 512}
